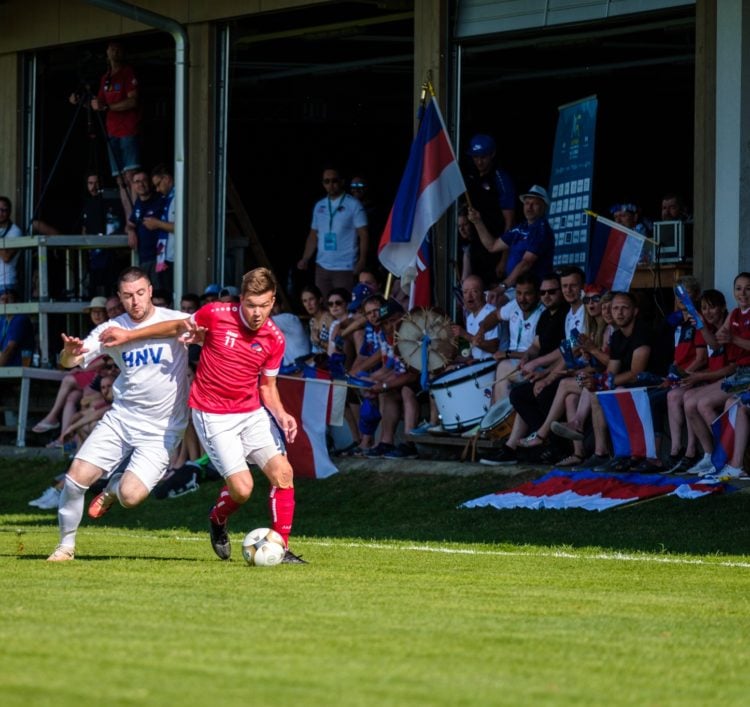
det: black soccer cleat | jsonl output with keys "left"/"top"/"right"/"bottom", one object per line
{"left": 281, "top": 548, "right": 308, "bottom": 564}
{"left": 209, "top": 519, "right": 231, "bottom": 560}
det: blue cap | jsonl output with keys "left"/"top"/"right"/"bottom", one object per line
{"left": 466, "top": 134, "right": 496, "bottom": 157}
{"left": 348, "top": 283, "right": 376, "bottom": 312}
{"left": 203, "top": 283, "right": 220, "bottom": 295}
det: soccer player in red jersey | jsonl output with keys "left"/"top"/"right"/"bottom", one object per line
{"left": 101, "top": 267, "right": 305, "bottom": 563}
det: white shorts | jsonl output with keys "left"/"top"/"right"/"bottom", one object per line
{"left": 191, "top": 408, "right": 286, "bottom": 479}
{"left": 75, "top": 412, "right": 183, "bottom": 491}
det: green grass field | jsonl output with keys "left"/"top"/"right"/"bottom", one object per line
{"left": 2, "top": 456, "right": 750, "bottom": 706}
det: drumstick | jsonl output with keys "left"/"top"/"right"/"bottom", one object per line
{"left": 277, "top": 374, "right": 375, "bottom": 391}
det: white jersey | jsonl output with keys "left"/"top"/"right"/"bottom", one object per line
{"left": 565, "top": 303, "right": 586, "bottom": 340}
{"left": 466, "top": 303, "right": 499, "bottom": 360}
{"left": 81, "top": 307, "right": 191, "bottom": 435}
{"left": 500, "top": 300, "right": 544, "bottom": 352}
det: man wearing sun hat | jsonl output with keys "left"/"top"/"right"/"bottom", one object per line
{"left": 468, "top": 184, "right": 556, "bottom": 304}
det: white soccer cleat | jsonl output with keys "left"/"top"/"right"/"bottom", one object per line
{"left": 47, "top": 545, "right": 75, "bottom": 562}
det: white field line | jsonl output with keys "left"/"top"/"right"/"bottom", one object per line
{"left": 20, "top": 527, "right": 748, "bottom": 570}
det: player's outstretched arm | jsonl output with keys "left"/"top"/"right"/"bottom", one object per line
{"left": 99, "top": 319, "right": 190, "bottom": 348}
{"left": 259, "top": 375, "right": 298, "bottom": 444}
{"left": 59, "top": 333, "right": 89, "bottom": 368}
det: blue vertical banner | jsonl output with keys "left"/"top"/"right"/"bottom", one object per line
{"left": 548, "top": 96, "right": 598, "bottom": 269}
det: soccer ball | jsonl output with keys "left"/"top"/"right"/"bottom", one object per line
{"left": 242, "top": 528, "right": 286, "bottom": 567}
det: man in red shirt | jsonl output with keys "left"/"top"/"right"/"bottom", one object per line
{"left": 101, "top": 268, "right": 305, "bottom": 563}
{"left": 71, "top": 42, "right": 140, "bottom": 195}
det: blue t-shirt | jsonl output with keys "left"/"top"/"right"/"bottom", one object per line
{"left": 501, "top": 218, "right": 555, "bottom": 281}
{"left": 129, "top": 193, "right": 164, "bottom": 263}
{"left": 1, "top": 314, "right": 35, "bottom": 366}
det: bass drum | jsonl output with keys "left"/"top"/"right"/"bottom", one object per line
{"left": 396, "top": 308, "right": 457, "bottom": 374}
{"left": 429, "top": 360, "right": 496, "bottom": 432}
{"left": 479, "top": 398, "right": 516, "bottom": 440}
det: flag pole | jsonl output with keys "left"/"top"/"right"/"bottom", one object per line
{"left": 382, "top": 75, "right": 433, "bottom": 300}
{"left": 585, "top": 209, "right": 658, "bottom": 246}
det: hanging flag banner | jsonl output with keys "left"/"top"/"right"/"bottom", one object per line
{"left": 378, "top": 92, "right": 466, "bottom": 278}
{"left": 586, "top": 213, "right": 646, "bottom": 291}
{"left": 548, "top": 96, "right": 598, "bottom": 269}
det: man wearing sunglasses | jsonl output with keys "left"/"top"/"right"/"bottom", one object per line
{"left": 297, "top": 167, "right": 369, "bottom": 296}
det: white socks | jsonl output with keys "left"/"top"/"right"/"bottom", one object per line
{"left": 58, "top": 475, "right": 89, "bottom": 548}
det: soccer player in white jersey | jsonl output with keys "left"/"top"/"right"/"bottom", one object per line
{"left": 47, "top": 267, "right": 191, "bottom": 561}
{"left": 99, "top": 267, "right": 304, "bottom": 563}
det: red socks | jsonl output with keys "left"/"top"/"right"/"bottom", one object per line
{"left": 209, "top": 486, "right": 241, "bottom": 525}
{"left": 209, "top": 484, "right": 296, "bottom": 547}
{"left": 269, "top": 486, "right": 295, "bottom": 547}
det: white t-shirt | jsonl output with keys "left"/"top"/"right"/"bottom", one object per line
{"left": 81, "top": 307, "right": 191, "bottom": 435}
{"left": 0, "top": 222, "right": 22, "bottom": 289}
{"left": 565, "top": 303, "right": 586, "bottom": 340}
{"left": 466, "top": 303, "right": 498, "bottom": 360}
{"left": 500, "top": 300, "right": 545, "bottom": 352}
{"left": 272, "top": 313, "right": 312, "bottom": 365}
{"left": 310, "top": 194, "right": 368, "bottom": 271}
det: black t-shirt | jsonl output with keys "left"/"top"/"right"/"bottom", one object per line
{"left": 536, "top": 302, "right": 570, "bottom": 356}
{"left": 609, "top": 320, "right": 655, "bottom": 373}
{"left": 80, "top": 196, "right": 107, "bottom": 235}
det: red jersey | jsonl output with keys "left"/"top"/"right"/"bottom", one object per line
{"left": 98, "top": 65, "right": 139, "bottom": 138}
{"left": 189, "top": 303, "right": 285, "bottom": 414}
{"left": 695, "top": 328, "right": 729, "bottom": 372}
{"left": 727, "top": 307, "right": 750, "bottom": 366}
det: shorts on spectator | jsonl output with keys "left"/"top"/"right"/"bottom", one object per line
{"left": 107, "top": 135, "right": 141, "bottom": 176}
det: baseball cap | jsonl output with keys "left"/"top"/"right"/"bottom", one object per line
{"left": 519, "top": 185, "right": 550, "bottom": 207}
{"left": 203, "top": 283, "right": 220, "bottom": 295}
{"left": 219, "top": 285, "right": 239, "bottom": 298}
{"left": 348, "top": 283, "right": 375, "bottom": 312}
{"left": 465, "top": 134, "right": 496, "bottom": 157}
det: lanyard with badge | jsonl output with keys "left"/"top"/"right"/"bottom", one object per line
{"left": 323, "top": 195, "right": 346, "bottom": 251}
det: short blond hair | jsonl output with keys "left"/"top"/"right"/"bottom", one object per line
{"left": 241, "top": 267, "right": 277, "bottom": 297}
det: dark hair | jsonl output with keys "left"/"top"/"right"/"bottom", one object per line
{"left": 700, "top": 288, "right": 727, "bottom": 310}
{"left": 301, "top": 284, "right": 323, "bottom": 300}
{"left": 558, "top": 266, "right": 586, "bottom": 283}
{"left": 181, "top": 293, "right": 200, "bottom": 307}
{"left": 610, "top": 290, "right": 638, "bottom": 308}
{"left": 515, "top": 272, "right": 539, "bottom": 290}
{"left": 151, "top": 162, "right": 172, "bottom": 179}
{"left": 327, "top": 287, "right": 351, "bottom": 303}
{"left": 734, "top": 272, "right": 750, "bottom": 285}
{"left": 0, "top": 196, "right": 11, "bottom": 212}
{"left": 151, "top": 288, "right": 173, "bottom": 307}
{"left": 363, "top": 294, "right": 387, "bottom": 309}
{"left": 540, "top": 272, "right": 561, "bottom": 287}
{"left": 118, "top": 266, "right": 150, "bottom": 287}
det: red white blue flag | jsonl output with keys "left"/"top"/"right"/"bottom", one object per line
{"left": 586, "top": 213, "right": 645, "bottom": 291}
{"left": 461, "top": 470, "right": 723, "bottom": 512}
{"left": 277, "top": 374, "right": 339, "bottom": 479}
{"left": 378, "top": 95, "right": 465, "bottom": 278}
{"left": 408, "top": 233, "right": 432, "bottom": 309}
{"left": 711, "top": 404, "right": 737, "bottom": 472}
{"left": 596, "top": 387, "right": 656, "bottom": 458}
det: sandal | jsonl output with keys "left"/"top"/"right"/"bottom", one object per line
{"left": 519, "top": 431, "right": 548, "bottom": 448}
{"left": 550, "top": 421, "right": 584, "bottom": 441}
{"left": 555, "top": 454, "right": 584, "bottom": 467}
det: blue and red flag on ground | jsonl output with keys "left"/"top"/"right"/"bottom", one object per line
{"left": 596, "top": 387, "right": 656, "bottom": 458}
{"left": 378, "top": 94, "right": 465, "bottom": 280}
{"left": 586, "top": 213, "right": 646, "bottom": 291}
{"left": 711, "top": 404, "right": 737, "bottom": 472}
{"left": 461, "top": 470, "right": 724, "bottom": 512}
